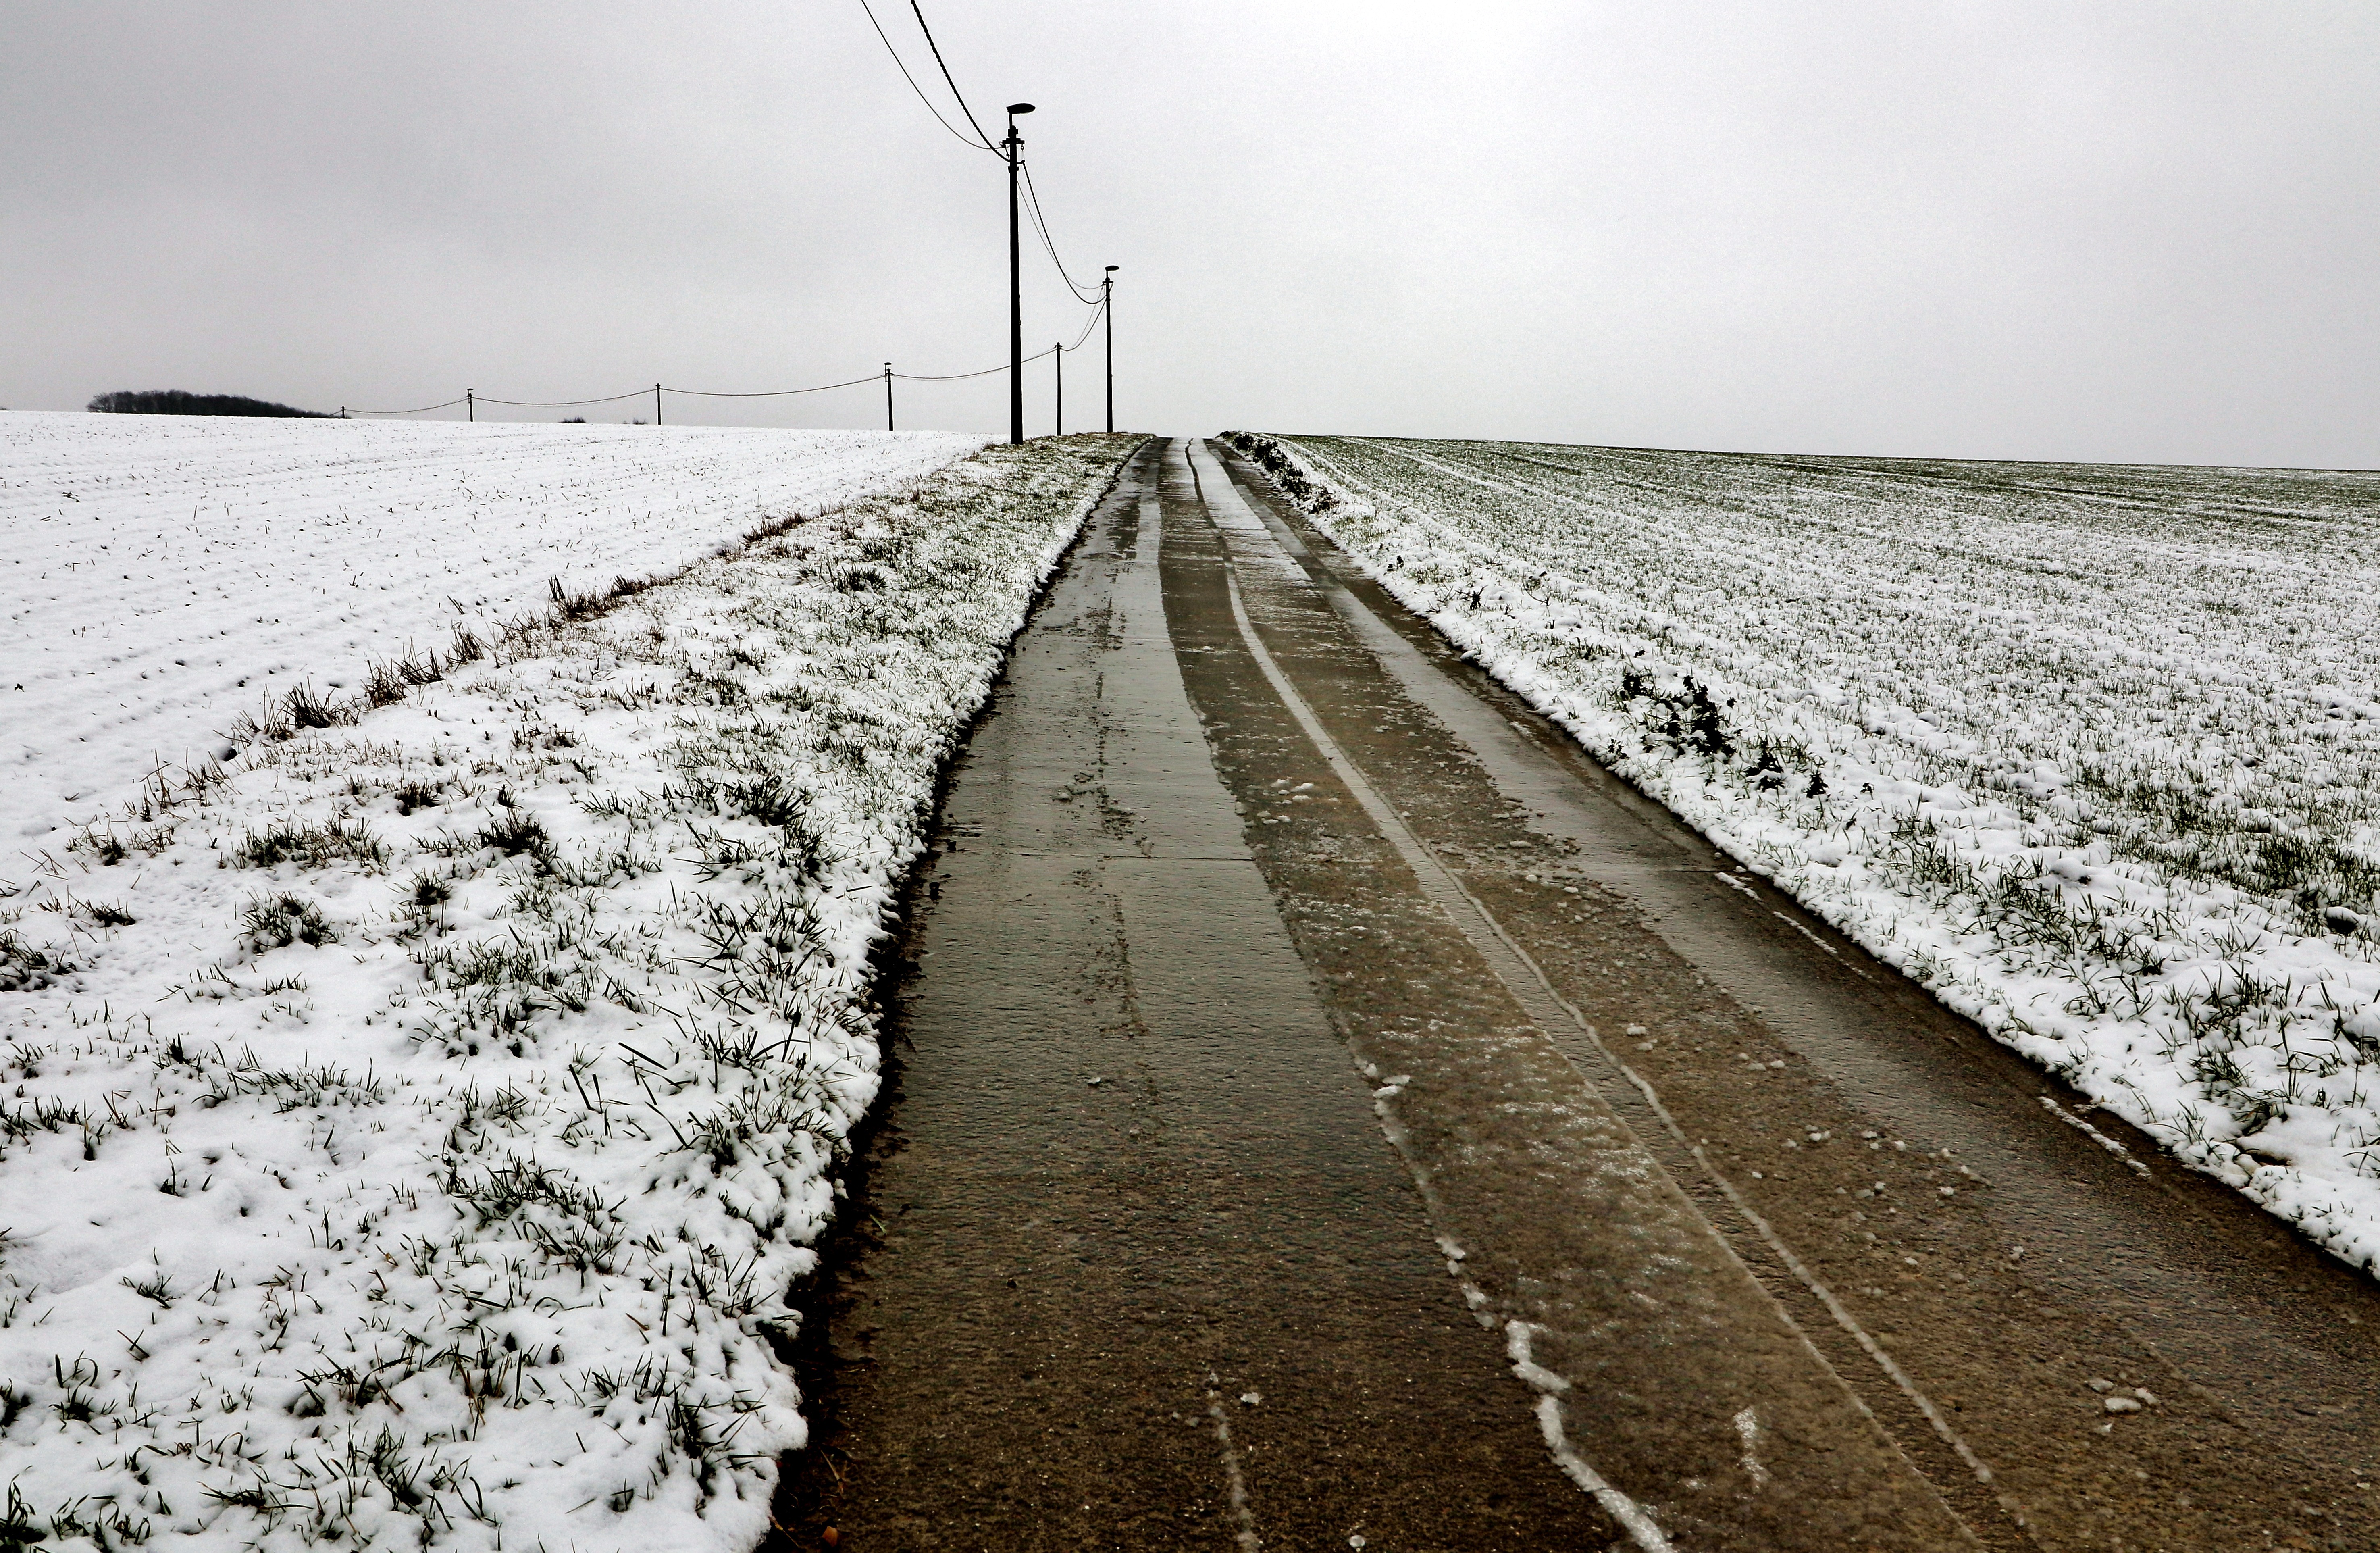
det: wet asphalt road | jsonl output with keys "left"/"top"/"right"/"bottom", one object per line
{"left": 776, "top": 440, "right": 2380, "bottom": 1551}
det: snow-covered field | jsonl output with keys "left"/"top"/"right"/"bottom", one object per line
{"left": 1227, "top": 431, "right": 2380, "bottom": 1276}
{"left": 0, "top": 428, "right": 1140, "bottom": 1551}
{"left": 2, "top": 412, "right": 985, "bottom": 854}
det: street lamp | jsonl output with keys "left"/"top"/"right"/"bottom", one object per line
{"left": 1103, "top": 266, "right": 1119, "bottom": 433}
{"left": 1004, "top": 103, "right": 1035, "bottom": 446}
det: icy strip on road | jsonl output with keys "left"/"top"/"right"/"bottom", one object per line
{"left": 1231, "top": 431, "right": 2380, "bottom": 1277}
{"left": 0, "top": 412, "right": 985, "bottom": 851}
{"left": 0, "top": 435, "right": 1140, "bottom": 1553}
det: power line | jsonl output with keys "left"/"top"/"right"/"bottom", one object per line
{"left": 854, "top": 0, "right": 1105, "bottom": 306}
{"left": 907, "top": 0, "right": 994, "bottom": 150}
{"left": 852, "top": 0, "right": 1115, "bottom": 370}
{"left": 352, "top": 6, "right": 1115, "bottom": 429}
{"left": 855, "top": 0, "right": 993, "bottom": 152}
{"left": 476, "top": 388, "right": 651, "bottom": 408}
{"left": 343, "top": 344, "right": 1085, "bottom": 416}
{"left": 1020, "top": 163, "right": 1105, "bottom": 304}
{"left": 1058, "top": 294, "right": 1107, "bottom": 354}
{"left": 349, "top": 396, "right": 468, "bottom": 416}
{"left": 670, "top": 374, "right": 885, "bottom": 399}
{"left": 894, "top": 344, "right": 1059, "bottom": 382}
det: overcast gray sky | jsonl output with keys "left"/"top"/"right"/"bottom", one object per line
{"left": 4, "top": 2, "right": 2375, "bottom": 466}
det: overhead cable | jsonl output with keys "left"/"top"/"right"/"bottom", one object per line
{"left": 1058, "top": 294, "right": 1107, "bottom": 353}
{"left": 477, "top": 389, "right": 651, "bottom": 408}
{"left": 906, "top": 0, "right": 994, "bottom": 150}
{"left": 1020, "top": 163, "right": 1106, "bottom": 304}
{"left": 349, "top": 397, "right": 468, "bottom": 416}
{"left": 853, "top": 0, "right": 1110, "bottom": 319}
{"left": 345, "top": 342, "right": 1085, "bottom": 412}
{"left": 895, "top": 345, "right": 1059, "bottom": 382}
{"left": 670, "top": 374, "right": 886, "bottom": 399}
{"left": 855, "top": 0, "right": 994, "bottom": 151}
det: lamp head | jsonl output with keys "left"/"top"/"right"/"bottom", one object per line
{"left": 1007, "top": 102, "right": 1035, "bottom": 116}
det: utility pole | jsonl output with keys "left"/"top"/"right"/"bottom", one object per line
{"left": 1004, "top": 103, "right": 1034, "bottom": 446}
{"left": 1102, "top": 266, "right": 1119, "bottom": 433}
{"left": 466, "top": 390, "right": 474, "bottom": 423}
{"left": 884, "top": 364, "right": 895, "bottom": 431}
{"left": 1054, "top": 342, "right": 1063, "bottom": 437}
{"left": 654, "top": 384, "right": 663, "bottom": 426}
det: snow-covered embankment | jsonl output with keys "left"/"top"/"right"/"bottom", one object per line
{"left": 0, "top": 433, "right": 1142, "bottom": 1551}
{"left": 1224, "top": 429, "right": 2380, "bottom": 1278}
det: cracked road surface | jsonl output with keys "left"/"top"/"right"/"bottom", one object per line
{"left": 775, "top": 439, "right": 2380, "bottom": 1551}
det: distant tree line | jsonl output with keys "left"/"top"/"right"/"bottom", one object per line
{"left": 88, "top": 389, "right": 332, "bottom": 418}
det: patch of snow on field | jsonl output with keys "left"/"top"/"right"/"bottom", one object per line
{"left": 0, "top": 434, "right": 1141, "bottom": 1551}
{"left": 1, "top": 412, "right": 984, "bottom": 852}
{"left": 1228, "top": 430, "right": 2380, "bottom": 1276}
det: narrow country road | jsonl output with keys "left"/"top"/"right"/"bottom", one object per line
{"left": 775, "top": 439, "right": 2380, "bottom": 1551}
